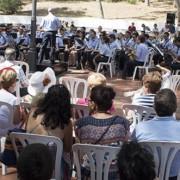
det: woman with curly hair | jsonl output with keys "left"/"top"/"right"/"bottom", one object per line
{"left": 26, "top": 84, "right": 73, "bottom": 179}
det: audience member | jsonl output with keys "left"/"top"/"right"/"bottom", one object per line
{"left": 132, "top": 71, "right": 162, "bottom": 107}
{"left": 23, "top": 67, "right": 56, "bottom": 103}
{"left": 132, "top": 89, "right": 180, "bottom": 179}
{"left": 117, "top": 141, "right": 156, "bottom": 180}
{"left": 17, "top": 143, "right": 53, "bottom": 180}
{"left": 75, "top": 85, "right": 130, "bottom": 179}
{"left": 26, "top": 84, "right": 73, "bottom": 178}
{"left": 0, "top": 67, "right": 23, "bottom": 136}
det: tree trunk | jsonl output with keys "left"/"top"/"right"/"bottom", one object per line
{"left": 145, "top": 0, "right": 150, "bottom": 6}
{"left": 96, "top": 0, "right": 104, "bottom": 18}
{"left": 175, "top": 0, "right": 180, "bottom": 35}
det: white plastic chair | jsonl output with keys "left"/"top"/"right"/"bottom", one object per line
{"left": 168, "top": 75, "right": 180, "bottom": 93}
{"left": 72, "top": 104, "right": 89, "bottom": 121}
{"left": 172, "top": 69, "right": 180, "bottom": 75}
{"left": 122, "top": 104, "right": 155, "bottom": 132}
{"left": 10, "top": 132, "right": 63, "bottom": 180}
{"left": 132, "top": 48, "right": 155, "bottom": 80}
{"left": 72, "top": 143, "right": 120, "bottom": 180}
{"left": 140, "top": 141, "right": 180, "bottom": 180}
{"left": 14, "top": 61, "right": 30, "bottom": 79}
{"left": 59, "top": 77, "right": 88, "bottom": 103}
{"left": 0, "top": 101, "right": 14, "bottom": 175}
{"left": 97, "top": 49, "right": 117, "bottom": 78}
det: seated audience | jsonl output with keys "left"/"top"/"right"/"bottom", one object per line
{"left": 0, "top": 48, "right": 28, "bottom": 87}
{"left": 77, "top": 72, "right": 115, "bottom": 114}
{"left": 132, "top": 89, "right": 180, "bottom": 179}
{"left": 75, "top": 85, "right": 129, "bottom": 179}
{"left": 117, "top": 141, "right": 156, "bottom": 180}
{"left": 23, "top": 67, "right": 56, "bottom": 104}
{"left": 17, "top": 143, "right": 53, "bottom": 180}
{"left": 0, "top": 67, "right": 24, "bottom": 136}
{"left": 132, "top": 71, "right": 162, "bottom": 107}
{"left": 26, "top": 84, "right": 73, "bottom": 178}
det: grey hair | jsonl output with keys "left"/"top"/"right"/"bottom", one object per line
{"left": 5, "top": 48, "right": 16, "bottom": 61}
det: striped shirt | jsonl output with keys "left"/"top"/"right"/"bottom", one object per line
{"left": 132, "top": 94, "right": 155, "bottom": 108}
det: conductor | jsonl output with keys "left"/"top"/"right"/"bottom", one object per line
{"left": 38, "top": 8, "right": 61, "bottom": 64}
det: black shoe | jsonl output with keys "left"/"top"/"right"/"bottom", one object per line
{"left": 76, "top": 65, "right": 81, "bottom": 70}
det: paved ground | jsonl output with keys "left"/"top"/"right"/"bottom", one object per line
{"left": 0, "top": 69, "right": 180, "bottom": 179}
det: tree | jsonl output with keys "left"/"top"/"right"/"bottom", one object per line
{"left": 0, "top": 0, "right": 22, "bottom": 14}
{"left": 145, "top": 0, "right": 150, "bottom": 6}
{"left": 97, "top": 0, "right": 104, "bottom": 18}
{"left": 175, "top": 0, "right": 180, "bottom": 35}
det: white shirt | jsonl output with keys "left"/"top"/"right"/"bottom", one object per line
{"left": 40, "top": 12, "right": 61, "bottom": 32}
{"left": 0, "top": 89, "right": 19, "bottom": 136}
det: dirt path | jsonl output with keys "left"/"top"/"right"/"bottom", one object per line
{"left": 19, "top": 0, "right": 176, "bottom": 22}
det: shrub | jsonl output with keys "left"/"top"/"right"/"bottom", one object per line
{"left": 128, "top": 0, "right": 137, "bottom": 4}
{"left": 0, "top": 0, "right": 22, "bottom": 14}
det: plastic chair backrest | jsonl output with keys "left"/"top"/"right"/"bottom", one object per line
{"left": 107, "top": 49, "right": 117, "bottom": 63}
{"left": 122, "top": 104, "right": 155, "bottom": 125}
{"left": 72, "top": 143, "right": 120, "bottom": 180}
{"left": 0, "top": 101, "right": 14, "bottom": 131}
{"left": 169, "top": 75, "right": 180, "bottom": 93}
{"left": 14, "top": 61, "right": 29, "bottom": 79}
{"left": 143, "top": 48, "right": 154, "bottom": 67}
{"left": 72, "top": 104, "right": 89, "bottom": 120}
{"left": 140, "top": 141, "right": 180, "bottom": 180}
{"left": 59, "top": 77, "right": 88, "bottom": 101}
{"left": 10, "top": 132, "right": 63, "bottom": 180}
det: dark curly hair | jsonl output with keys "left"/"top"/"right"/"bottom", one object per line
{"left": 90, "top": 85, "right": 115, "bottom": 112}
{"left": 17, "top": 143, "right": 53, "bottom": 180}
{"left": 117, "top": 141, "right": 156, "bottom": 180}
{"left": 33, "top": 84, "right": 72, "bottom": 129}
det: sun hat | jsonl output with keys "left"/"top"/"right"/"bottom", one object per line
{"left": 28, "top": 67, "right": 56, "bottom": 96}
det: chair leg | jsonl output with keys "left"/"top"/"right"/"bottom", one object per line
{"left": 145, "top": 67, "right": 149, "bottom": 74}
{"left": 97, "top": 64, "right": 101, "bottom": 73}
{"left": 1, "top": 137, "right": 7, "bottom": 175}
{"left": 109, "top": 64, "right": 113, "bottom": 78}
{"left": 132, "top": 67, "right": 138, "bottom": 80}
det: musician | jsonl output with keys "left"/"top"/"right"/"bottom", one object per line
{"left": 167, "top": 36, "right": 180, "bottom": 70}
{"left": 93, "top": 35, "right": 111, "bottom": 70}
{"left": 82, "top": 29, "right": 99, "bottom": 68}
{"left": 122, "top": 35, "right": 149, "bottom": 79}
{"left": 16, "top": 27, "right": 30, "bottom": 47}
{"left": 38, "top": 8, "right": 61, "bottom": 64}
{"left": 128, "top": 22, "right": 136, "bottom": 33}
{"left": 0, "top": 24, "right": 9, "bottom": 55}
{"left": 160, "top": 32, "right": 173, "bottom": 50}
{"left": 109, "top": 33, "right": 119, "bottom": 50}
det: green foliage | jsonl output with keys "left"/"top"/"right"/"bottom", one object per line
{"left": 0, "top": 0, "right": 22, "bottom": 14}
{"left": 127, "top": 0, "right": 137, "bottom": 4}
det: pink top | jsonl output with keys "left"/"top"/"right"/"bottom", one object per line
{"left": 76, "top": 98, "right": 115, "bottom": 114}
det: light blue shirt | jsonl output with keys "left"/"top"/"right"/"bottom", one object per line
{"left": 132, "top": 116, "right": 180, "bottom": 177}
{"left": 86, "top": 37, "right": 99, "bottom": 49}
{"left": 56, "top": 35, "right": 64, "bottom": 48}
{"left": 136, "top": 43, "right": 149, "bottom": 62}
{"left": 40, "top": 12, "right": 61, "bottom": 31}
{"left": 98, "top": 43, "right": 111, "bottom": 57}
{"left": 109, "top": 40, "right": 119, "bottom": 50}
{"left": 0, "top": 33, "right": 6, "bottom": 46}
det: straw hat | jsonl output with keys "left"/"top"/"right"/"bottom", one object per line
{"left": 28, "top": 68, "right": 56, "bottom": 96}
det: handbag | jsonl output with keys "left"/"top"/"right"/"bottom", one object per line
{"left": 0, "top": 122, "right": 39, "bottom": 166}
{"left": 0, "top": 128, "right": 26, "bottom": 166}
